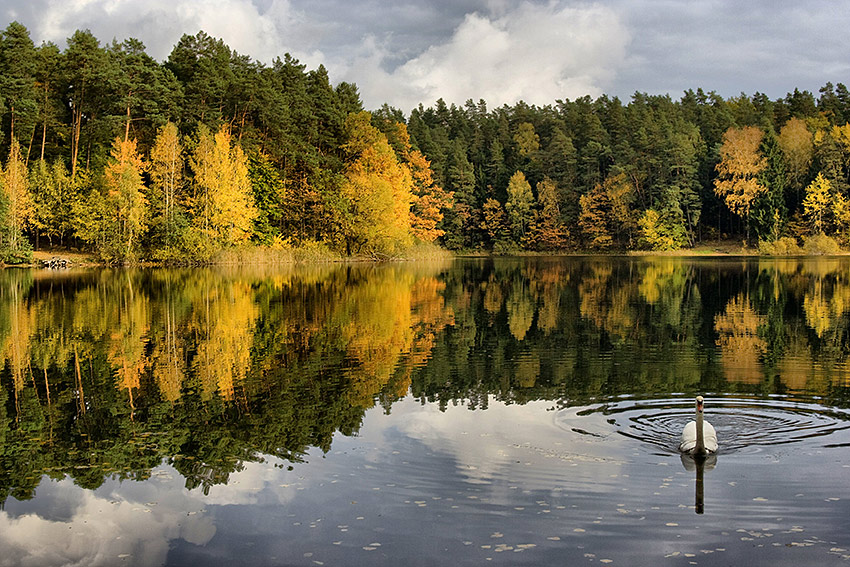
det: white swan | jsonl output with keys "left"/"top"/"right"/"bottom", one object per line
{"left": 679, "top": 396, "right": 718, "bottom": 455}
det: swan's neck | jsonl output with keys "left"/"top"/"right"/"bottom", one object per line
{"left": 695, "top": 410, "right": 705, "bottom": 454}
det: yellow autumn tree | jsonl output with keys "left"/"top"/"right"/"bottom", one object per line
{"left": 102, "top": 136, "right": 148, "bottom": 262}
{"left": 803, "top": 173, "right": 833, "bottom": 234}
{"left": 338, "top": 112, "right": 413, "bottom": 256}
{"left": 714, "top": 126, "right": 767, "bottom": 239}
{"left": 505, "top": 171, "right": 534, "bottom": 243}
{"left": 530, "top": 177, "right": 568, "bottom": 250}
{"left": 777, "top": 117, "right": 813, "bottom": 192}
{"left": 149, "top": 122, "right": 185, "bottom": 256}
{"left": 190, "top": 124, "right": 257, "bottom": 248}
{"left": 1, "top": 139, "right": 32, "bottom": 259}
{"left": 579, "top": 173, "right": 638, "bottom": 249}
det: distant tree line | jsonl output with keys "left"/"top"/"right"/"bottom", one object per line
{"left": 397, "top": 85, "right": 850, "bottom": 253}
{"left": 0, "top": 21, "right": 849, "bottom": 262}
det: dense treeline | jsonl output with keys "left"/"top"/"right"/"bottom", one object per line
{"left": 1, "top": 21, "right": 850, "bottom": 263}
{"left": 399, "top": 86, "right": 850, "bottom": 253}
{"left": 0, "top": 22, "right": 449, "bottom": 263}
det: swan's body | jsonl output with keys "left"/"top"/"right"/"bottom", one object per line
{"left": 679, "top": 396, "right": 718, "bottom": 455}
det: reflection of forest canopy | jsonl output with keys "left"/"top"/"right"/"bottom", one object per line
{"left": 3, "top": 258, "right": 850, "bottom": 503}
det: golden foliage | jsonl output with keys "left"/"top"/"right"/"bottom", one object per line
{"left": 391, "top": 122, "right": 453, "bottom": 243}
{"left": 777, "top": 117, "right": 813, "bottom": 190}
{"left": 803, "top": 173, "right": 832, "bottom": 234}
{"left": 191, "top": 125, "right": 257, "bottom": 246}
{"left": 514, "top": 122, "right": 540, "bottom": 157}
{"left": 340, "top": 112, "right": 413, "bottom": 255}
{"left": 104, "top": 137, "right": 148, "bottom": 259}
{"left": 506, "top": 280, "right": 535, "bottom": 341}
{"left": 2, "top": 140, "right": 32, "bottom": 250}
{"left": 714, "top": 126, "right": 767, "bottom": 219}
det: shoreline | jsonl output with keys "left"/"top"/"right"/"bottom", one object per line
{"left": 13, "top": 239, "right": 849, "bottom": 269}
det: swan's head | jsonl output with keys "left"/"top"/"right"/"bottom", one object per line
{"left": 696, "top": 395, "right": 704, "bottom": 412}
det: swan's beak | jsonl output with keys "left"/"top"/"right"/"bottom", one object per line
{"left": 697, "top": 399, "right": 704, "bottom": 411}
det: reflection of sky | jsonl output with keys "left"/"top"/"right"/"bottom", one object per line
{"left": 0, "top": 470, "right": 215, "bottom": 566}
{"left": 3, "top": 398, "right": 850, "bottom": 566}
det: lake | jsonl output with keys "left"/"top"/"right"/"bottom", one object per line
{"left": 1, "top": 256, "right": 850, "bottom": 566}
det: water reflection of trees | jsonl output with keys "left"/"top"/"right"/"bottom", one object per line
{"left": 3, "top": 257, "right": 850, "bottom": 503}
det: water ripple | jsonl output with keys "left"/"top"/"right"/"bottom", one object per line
{"left": 555, "top": 396, "right": 850, "bottom": 455}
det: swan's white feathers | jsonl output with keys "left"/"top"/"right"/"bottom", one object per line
{"left": 679, "top": 419, "right": 718, "bottom": 454}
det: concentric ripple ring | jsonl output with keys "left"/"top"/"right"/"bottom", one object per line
{"left": 555, "top": 395, "right": 850, "bottom": 455}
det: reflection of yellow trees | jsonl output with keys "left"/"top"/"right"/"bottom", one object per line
{"left": 579, "top": 263, "right": 613, "bottom": 331}
{"left": 714, "top": 293, "right": 766, "bottom": 383}
{"left": 149, "top": 276, "right": 186, "bottom": 403}
{"left": 535, "top": 263, "right": 568, "bottom": 334}
{"left": 506, "top": 279, "right": 535, "bottom": 341}
{"left": 579, "top": 263, "right": 636, "bottom": 340}
{"left": 340, "top": 271, "right": 415, "bottom": 406}
{"left": 482, "top": 279, "right": 504, "bottom": 315}
{"left": 638, "top": 258, "right": 678, "bottom": 305}
{"left": 70, "top": 272, "right": 151, "bottom": 407}
{"left": 189, "top": 277, "right": 258, "bottom": 402}
{"left": 801, "top": 262, "right": 850, "bottom": 338}
{"left": 408, "top": 276, "right": 455, "bottom": 364}
{"left": 330, "top": 264, "right": 456, "bottom": 405}
{"left": 515, "top": 353, "right": 541, "bottom": 388}
{"left": 108, "top": 277, "right": 150, "bottom": 407}
{"left": 1, "top": 274, "right": 34, "bottom": 403}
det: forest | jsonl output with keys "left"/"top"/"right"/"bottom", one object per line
{"left": 1, "top": 21, "right": 850, "bottom": 263}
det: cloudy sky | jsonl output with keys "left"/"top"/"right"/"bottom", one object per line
{"left": 2, "top": 0, "right": 849, "bottom": 113}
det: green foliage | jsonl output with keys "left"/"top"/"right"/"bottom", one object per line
{"left": 248, "top": 151, "right": 286, "bottom": 244}
{"left": 3, "top": 22, "right": 850, "bottom": 259}
{"left": 505, "top": 171, "right": 534, "bottom": 243}
{"left": 638, "top": 209, "right": 687, "bottom": 251}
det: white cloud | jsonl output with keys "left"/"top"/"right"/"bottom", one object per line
{"left": 367, "top": 397, "right": 627, "bottom": 487}
{"left": 0, "top": 470, "right": 215, "bottom": 567}
{"left": 0, "top": 460, "right": 308, "bottom": 567}
{"left": 23, "top": 0, "right": 327, "bottom": 66}
{"left": 344, "top": 2, "right": 630, "bottom": 111}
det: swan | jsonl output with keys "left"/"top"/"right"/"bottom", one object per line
{"left": 679, "top": 396, "right": 718, "bottom": 455}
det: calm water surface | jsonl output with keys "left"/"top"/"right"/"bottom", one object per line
{"left": 1, "top": 257, "right": 850, "bottom": 566}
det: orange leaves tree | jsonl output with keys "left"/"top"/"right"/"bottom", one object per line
{"left": 579, "top": 172, "right": 637, "bottom": 249}
{"left": 385, "top": 121, "right": 453, "bottom": 243}
{"left": 714, "top": 126, "right": 767, "bottom": 241}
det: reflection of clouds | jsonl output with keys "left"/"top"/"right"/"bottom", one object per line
{"left": 0, "top": 467, "right": 221, "bottom": 567}
{"left": 204, "top": 460, "right": 298, "bottom": 506}
{"left": 373, "top": 398, "right": 625, "bottom": 486}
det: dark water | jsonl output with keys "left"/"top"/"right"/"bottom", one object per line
{"left": 1, "top": 256, "right": 850, "bottom": 566}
